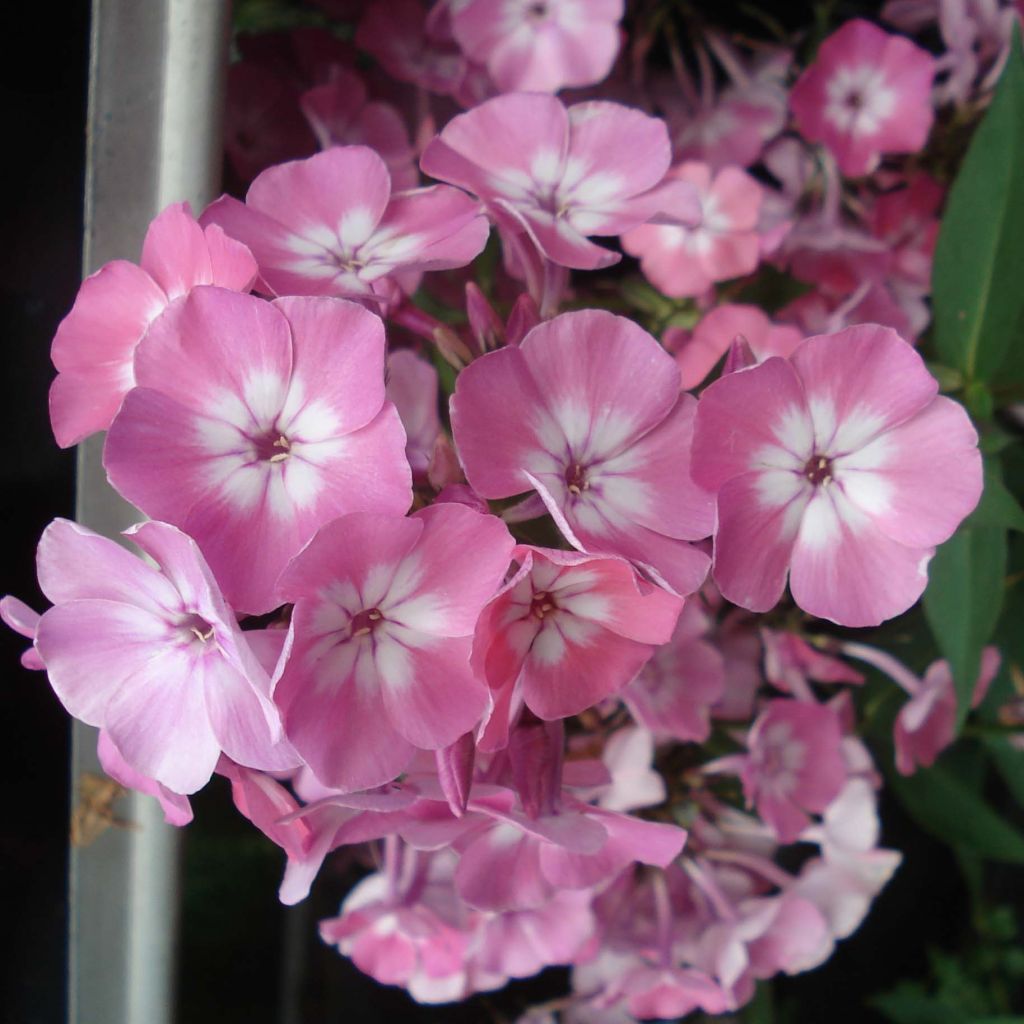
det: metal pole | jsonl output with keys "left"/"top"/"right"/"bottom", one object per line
{"left": 70, "top": 3, "right": 230, "bottom": 1022}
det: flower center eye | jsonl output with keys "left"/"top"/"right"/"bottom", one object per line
{"left": 530, "top": 591, "right": 556, "bottom": 619}
{"left": 804, "top": 454, "right": 833, "bottom": 486}
{"left": 255, "top": 433, "right": 291, "bottom": 463}
{"left": 844, "top": 90, "right": 865, "bottom": 111}
{"left": 565, "top": 462, "right": 589, "bottom": 496}
{"left": 180, "top": 613, "right": 215, "bottom": 645}
{"left": 527, "top": 2, "right": 548, "bottom": 18}
{"left": 350, "top": 608, "right": 384, "bottom": 638}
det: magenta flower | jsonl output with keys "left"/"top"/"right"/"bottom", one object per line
{"left": 421, "top": 93, "right": 697, "bottom": 271}
{"left": 623, "top": 601, "right": 726, "bottom": 743}
{"left": 668, "top": 304, "right": 803, "bottom": 391}
{"left": 450, "top": 0, "right": 624, "bottom": 93}
{"left": 33, "top": 519, "right": 294, "bottom": 795}
{"left": 104, "top": 287, "right": 411, "bottom": 614}
{"left": 274, "top": 504, "right": 515, "bottom": 792}
{"left": 300, "top": 68, "right": 418, "bottom": 190}
{"left": 49, "top": 201, "right": 257, "bottom": 448}
{"left": 202, "top": 146, "right": 489, "bottom": 307}
{"left": 473, "top": 545, "right": 682, "bottom": 731}
{"left": 451, "top": 310, "right": 715, "bottom": 594}
{"left": 789, "top": 19, "right": 936, "bottom": 177}
{"left": 622, "top": 162, "right": 765, "bottom": 298}
{"left": 692, "top": 325, "right": 982, "bottom": 627}
{"left": 725, "top": 699, "right": 847, "bottom": 843}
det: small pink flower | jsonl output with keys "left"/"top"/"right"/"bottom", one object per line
{"left": 300, "top": 68, "right": 418, "bottom": 189}
{"left": 789, "top": 19, "right": 936, "bottom": 177}
{"left": 450, "top": 0, "right": 624, "bottom": 93}
{"left": 275, "top": 504, "right": 515, "bottom": 792}
{"left": 894, "top": 647, "right": 1000, "bottom": 774}
{"left": 667, "top": 304, "right": 803, "bottom": 390}
{"left": 473, "top": 545, "right": 683, "bottom": 729}
{"left": 452, "top": 310, "right": 714, "bottom": 594}
{"left": 421, "top": 93, "right": 697, "bottom": 271}
{"left": 624, "top": 601, "right": 725, "bottom": 743}
{"left": 202, "top": 146, "right": 489, "bottom": 307}
{"left": 692, "top": 324, "right": 982, "bottom": 626}
{"left": 49, "top": 202, "right": 257, "bottom": 448}
{"left": 622, "top": 162, "right": 765, "bottom": 298}
{"left": 104, "top": 288, "right": 411, "bottom": 614}
{"left": 761, "top": 629, "right": 864, "bottom": 700}
{"left": 33, "top": 519, "right": 295, "bottom": 795}
{"left": 732, "top": 699, "right": 848, "bottom": 843}
{"left": 386, "top": 349, "right": 442, "bottom": 480}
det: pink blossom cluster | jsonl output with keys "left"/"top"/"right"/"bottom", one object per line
{"left": 4, "top": 3, "right": 1003, "bottom": 1018}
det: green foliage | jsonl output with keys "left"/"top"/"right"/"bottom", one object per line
{"left": 887, "top": 754, "right": 1024, "bottom": 866}
{"left": 923, "top": 525, "right": 1008, "bottom": 726}
{"left": 931, "top": 28, "right": 1024, "bottom": 389}
{"left": 872, "top": 910, "right": 1024, "bottom": 1023}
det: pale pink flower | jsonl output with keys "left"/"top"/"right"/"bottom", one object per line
{"left": 789, "top": 19, "right": 936, "bottom": 177}
{"left": 33, "top": 519, "right": 296, "bottom": 795}
{"left": 202, "top": 146, "right": 489, "bottom": 307}
{"left": 667, "top": 304, "right": 803, "bottom": 391}
{"left": 710, "top": 699, "right": 848, "bottom": 843}
{"left": 598, "top": 726, "right": 666, "bottom": 813}
{"left": 386, "top": 349, "right": 442, "bottom": 479}
{"left": 299, "top": 68, "right": 418, "bottom": 189}
{"left": 622, "top": 162, "right": 765, "bottom": 298}
{"left": 451, "top": 310, "right": 715, "bottom": 594}
{"left": 104, "top": 288, "right": 411, "bottom": 614}
{"left": 761, "top": 629, "right": 863, "bottom": 700}
{"left": 450, "top": 0, "right": 624, "bottom": 93}
{"left": 692, "top": 325, "right": 983, "bottom": 626}
{"left": 623, "top": 600, "right": 725, "bottom": 743}
{"left": 421, "top": 93, "right": 698, "bottom": 271}
{"left": 1, "top": 595, "right": 45, "bottom": 670}
{"left": 274, "top": 504, "right": 515, "bottom": 793}
{"left": 49, "top": 202, "right": 257, "bottom": 448}
{"left": 356, "top": 0, "right": 467, "bottom": 97}
{"left": 472, "top": 545, "right": 683, "bottom": 732}
{"left": 894, "top": 648, "right": 1000, "bottom": 773}
{"left": 97, "top": 730, "right": 195, "bottom": 827}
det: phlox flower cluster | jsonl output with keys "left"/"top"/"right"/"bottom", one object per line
{"left": 6, "top": 2, "right": 1011, "bottom": 1019}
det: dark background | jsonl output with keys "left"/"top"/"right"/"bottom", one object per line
{"left": 0, "top": 2, "right": 986, "bottom": 1022}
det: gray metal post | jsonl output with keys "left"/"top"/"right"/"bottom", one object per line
{"left": 70, "top": 3, "right": 230, "bottom": 1022}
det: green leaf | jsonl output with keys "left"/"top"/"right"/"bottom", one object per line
{"left": 872, "top": 984, "right": 964, "bottom": 1024}
{"left": 888, "top": 760, "right": 1024, "bottom": 865}
{"left": 966, "top": 464, "right": 1024, "bottom": 532}
{"left": 984, "top": 737, "right": 1024, "bottom": 808}
{"left": 932, "top": 26, "right": 1024, "bottom": 385}
{"left": 923, "top": 525, "right": 1008, "bottom": 725}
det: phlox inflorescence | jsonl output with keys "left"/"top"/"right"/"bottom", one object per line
{"left": 9, "top": 1, "right": 1014, "bottom": 1019}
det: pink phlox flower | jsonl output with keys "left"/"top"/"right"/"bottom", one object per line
{"left": 274, "top": 504, "right": 514, "bottom": 793}
{"left": 884, "top": 0, "right": 1019, "bottom": 104}
{"left": 707, "top": 698, "right": 848, "bottom": 843}
{"left": 450, "top": 0, "right": 625, "bottom": 94}
{"left": 1, "top": 595, "right": 45, "bottom": 670}
{"left": 33, "top": 519, "right": 296, "bottom": 795}
{"left": 894, "top": 647, "right": 1001, "bottom": 774}
{"left": 464, "top": 282, "right": 541, "bottom": 356}
{"left": 692, "top": 324, "right": 983, "bottom": 626}
{"left": 451, "top": 309, "right": 715, "bottom": 595}
{"left": 300, "top": 67, "right": 418, "bottom": 190}
{"left": 97, "top": 729, "right": 194, "bottom": 827}
{"left": 49, "top": 201, "right": 257, "bottom": 448}
{"left": 202, "top": 146, "right": 489, "bottom": 309}
{"left": 386, "top": 348, "right": 442, "bottom": 480}
{"left": 472, "top": 545, "right": 683, "bottom": 740}
{"left": 622, "top": 162, "right": 765, "bottom": 299}
{"left": 356, "top": 0, "right": 467, "bottom": 97}
{"left": 662, "top": 40, "right": 790, "bottom": 170}
{"left": 761, "top": 628, "right": 864, "bottom": 701}
{"left": 320, "top": 847, "right": 490, "bottom": 1004}
{"left": 789, "top": 19, "right": 936, "bottom": 177}
{"left": 421, "top": 93, "right": 700, "bottom": 272}
{"left": 103, "top": 287, "right": 412, "bottom": 614}
{"left": 666, "top": 303, "right": 803, "bottom": 391}
{"left": 598, "top": 726, "right": 666, "bottom": 812}
{"left": 471, "top": 888, "right": 598, "bottom": 981}
{"left": 453, "top": 784, "right": 686, "bottom": 911}
{"left": 624, "top": 599, "right": 725, "bottom": 744}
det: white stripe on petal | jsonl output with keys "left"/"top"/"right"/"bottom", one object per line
{"left": 773, "top": 404, "right": 815, "bottom": 460}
